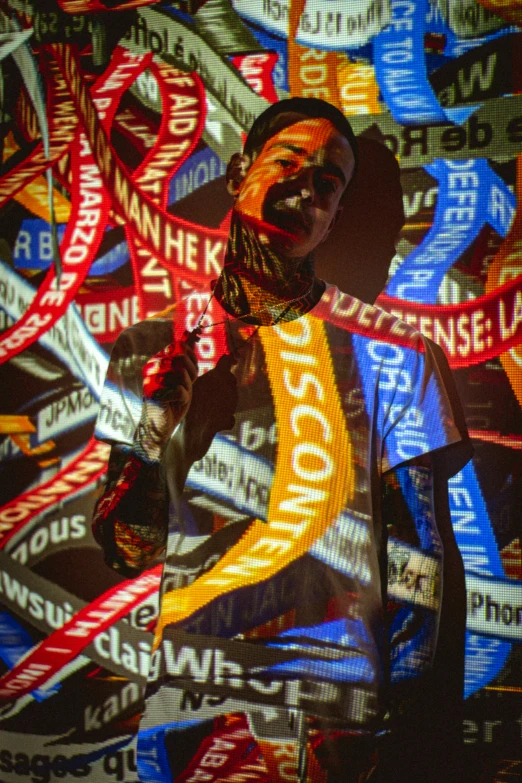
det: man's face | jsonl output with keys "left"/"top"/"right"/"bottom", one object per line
{"left": 234, "top": 116, "right": 355, "bottom": 259}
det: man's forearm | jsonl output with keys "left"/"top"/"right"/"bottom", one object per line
{"left": 381, "top": 461, "right": 465, "bottom": 775}
{"left": 92, "top": 446, "right": 168, "bottom": 576}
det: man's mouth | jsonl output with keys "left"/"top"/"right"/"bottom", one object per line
{"left": 267, "top": 200, "right": 310, "bottom": 233}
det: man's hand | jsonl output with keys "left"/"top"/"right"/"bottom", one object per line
{"left": 176, "top": 353, "right": 238, "bottom": 465}
{"left": 133, "top": 335, "right": 199, "bottom": 463}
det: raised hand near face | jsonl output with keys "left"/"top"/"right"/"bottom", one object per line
{"left": 176, "top": 352, "right": 239, "bottom": 465}
{"left": 133, "top": 335, "right": 199, "bottom": 464}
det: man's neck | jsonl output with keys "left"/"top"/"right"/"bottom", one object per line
{"left": 213, "top": 214, "right": 325, "bottom": 323}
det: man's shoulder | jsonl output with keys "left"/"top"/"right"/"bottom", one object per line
{"left": 321, "top": 284, "right": 424, "bottom": 351}
{"left": 111, "top": 306, "right": 179, "bottom": 360}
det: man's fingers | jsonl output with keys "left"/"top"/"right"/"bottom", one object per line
{"left": 168, "top": 385, "right": 192, "bottom": 409}
{"left": 216, "top": 352, "right": 238, "bottom": 370}
{"left": 154, "top": 356, "right": 198, "bottom": 386}
{"left": 153, "top": 370, "right": 192, "bottom": 404}
{"left": 181, "top": 350, "right": 199, "bottom": 383}
{"left": 157, "top": 367, "right": 192, "bottom": 396}
{"left": 146, "top": 342, "right": 199, "bottom": 387}
{"left": 183, "top": 328, "right": 202, "bottom": 347}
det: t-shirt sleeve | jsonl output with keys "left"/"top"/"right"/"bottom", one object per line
{"left": 381, "top": 333, "right": 472, "bottom": 475}
{"left": 94, "top": 319, "right": 173, "bottom": 447}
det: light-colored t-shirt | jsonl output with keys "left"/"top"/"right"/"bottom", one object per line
{"left": 96, "top": 284, "right": 468, "bottom": 781}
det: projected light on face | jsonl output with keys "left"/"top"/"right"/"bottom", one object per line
{"left": 235, "top": 117, "right": 355, "bottom": 260}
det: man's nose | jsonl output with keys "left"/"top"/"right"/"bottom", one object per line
{"left": 293, "top": 166, "right": 315, "bottom": 202}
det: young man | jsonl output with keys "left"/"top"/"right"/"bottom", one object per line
{"left": 93, "top": 98, "right": 471, "bottom": 782}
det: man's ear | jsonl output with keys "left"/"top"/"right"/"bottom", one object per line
{"left": 225, "top": 153, "right": 250, "bottom": 196}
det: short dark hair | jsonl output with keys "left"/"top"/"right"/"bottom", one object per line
{"left": 243, "top": 97, "right": 358, "bottom": 180}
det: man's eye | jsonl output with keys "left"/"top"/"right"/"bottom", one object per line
{"left": 318, "top": 177, "right": 337, "bottom": 193}
{"left": 276, "top": 159, "right": 294, "bottom": 169}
